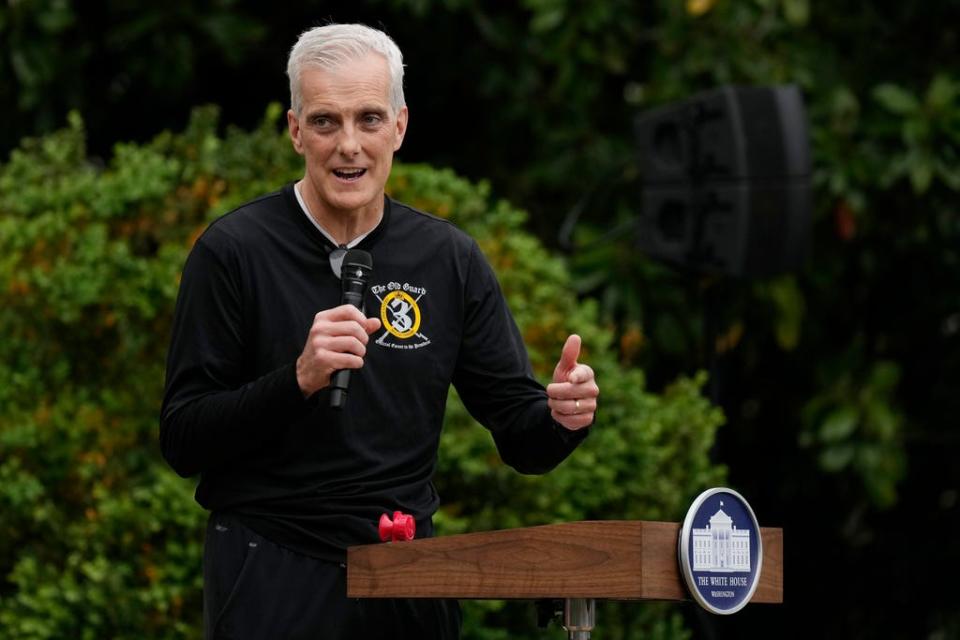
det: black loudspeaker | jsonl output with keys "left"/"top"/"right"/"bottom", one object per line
{"left": 633, "top": 85, "right": 811, "bottom": 277}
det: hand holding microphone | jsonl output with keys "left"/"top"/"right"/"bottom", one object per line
{"left": 295, "top": 250, "right": 379, "bottom": 405}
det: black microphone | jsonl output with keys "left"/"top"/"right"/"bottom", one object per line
{"left": 329, "top": 249, "right": 373, "bottom": 409}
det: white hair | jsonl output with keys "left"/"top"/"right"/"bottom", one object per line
{"left": 287, "top": 23, "right": 406, "bottom": 115}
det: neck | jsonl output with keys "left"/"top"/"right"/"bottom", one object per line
{"left": 296, "top": 180, "right": 383, "bottom": 246}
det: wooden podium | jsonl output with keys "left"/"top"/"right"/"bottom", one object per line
{"left": 348, "top": 520, "right": 783, "bottom": 637}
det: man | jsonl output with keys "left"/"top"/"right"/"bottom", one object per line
{"left": 160, "top": 23, "right": 599, "bottom": 639}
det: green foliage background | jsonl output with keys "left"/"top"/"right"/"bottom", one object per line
{"left": 2, "top": 0, "right": 959, "bottom": 637}
{"left": 0, "top": 108, "right": 723, "bottom": 638}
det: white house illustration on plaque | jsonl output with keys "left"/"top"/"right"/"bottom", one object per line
{"left": 691, "top": 501, "right": 751, "bottom": 572}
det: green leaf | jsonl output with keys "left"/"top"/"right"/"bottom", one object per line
{"left": 873, "top": 83, "right": 920, "bottom": 115}
{"left": 819, "top": 406, "right": 858, "bottom": 442}
{"left": 782, "top": 0, "right": 810, "bottom": 27}
{"left": 530, "top": 8, "right": 565, "bottom": 33}
{"left": 903, "top": 118, "right": 930, "bottom": 145}
{"left": 765, "top": 276, "right": 805, "bottom": 351}
{"left": 926, "top": 74, "right": 958, "bottom": 111}
{"left": 864, "top": 402, "right": 898, "bottom": 439}
{"left": 868, "top": 361, "right": 900, "bottom": 392}
{"left": 819, "top": 444, "right": 855, "bottom": 472}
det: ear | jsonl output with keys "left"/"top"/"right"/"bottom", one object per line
{"left": 287, "top": 109, "right": 304, "bottom": 156}
{"left": 393, "top": 106, "right": 409, "bottom": 152}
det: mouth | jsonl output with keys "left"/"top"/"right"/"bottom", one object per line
{"left": 332, "top": 168, "right": 367, "bottom": 182}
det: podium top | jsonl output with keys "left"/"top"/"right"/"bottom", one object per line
{"left": 347, "top": 520, "right": 782, "bottom": 602}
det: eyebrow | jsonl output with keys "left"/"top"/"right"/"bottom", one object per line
{"left": 306, "top": 110, "right": 337, "bottom": 121}
{"left": 306, "top": 105, "right": 390, "bottom": 119}
{"left": 358, "top": 105, "right": 390, "bottom": 117}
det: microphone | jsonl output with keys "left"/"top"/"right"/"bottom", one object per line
{"left": 330, "top": 249, "right": 373, "bottom": 409}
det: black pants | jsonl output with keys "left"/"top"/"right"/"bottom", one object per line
{"left": 203, "top": 513, "right": 461, "bottom": 640}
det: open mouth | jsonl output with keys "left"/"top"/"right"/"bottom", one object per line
{"left": 332, "top": 168, "right": 367, "bottom": 181}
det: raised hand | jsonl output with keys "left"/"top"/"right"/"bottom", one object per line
{"left": 546, "top": 334, "right": 599, "bottom": 431}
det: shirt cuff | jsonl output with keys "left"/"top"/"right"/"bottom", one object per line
{"left": 551, "top": 420, "right": 590, "bottom": 445}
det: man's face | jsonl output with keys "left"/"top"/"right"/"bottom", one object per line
{"left": 287, "top": 52, "right": 408, "bottom": 219}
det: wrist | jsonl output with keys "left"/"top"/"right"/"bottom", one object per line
{"left": 295, "top": 355, "right": 315, "bottom": 398}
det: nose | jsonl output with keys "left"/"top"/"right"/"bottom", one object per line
{"left": 337, "top": 124, "right": 361, "bottom": 157}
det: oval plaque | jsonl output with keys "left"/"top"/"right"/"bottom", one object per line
{"left": 678, "top": 487, "right": 762, "bottom": 615}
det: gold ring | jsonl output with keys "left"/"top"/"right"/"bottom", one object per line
{"left": 575, "top": 399, "right": 581, "bottom": 412}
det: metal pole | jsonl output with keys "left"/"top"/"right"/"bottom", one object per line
{"left": 563, "top": 598, "right": 596, "bottom": 640}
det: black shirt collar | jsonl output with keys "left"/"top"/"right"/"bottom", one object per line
{"left": 281, "top": 182, "right": 392, "bottom": 254}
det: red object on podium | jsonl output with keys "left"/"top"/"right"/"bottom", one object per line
{"left": 379, "top": 511, "right": 416, "bottom": 542}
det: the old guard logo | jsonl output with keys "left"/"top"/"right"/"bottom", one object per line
{"left": 679, "top": 487, "right": 762, "bottom": 615}
{"left": 371, "top": 281, "right": 431, "bottom": 350}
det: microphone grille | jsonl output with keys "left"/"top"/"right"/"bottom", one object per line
{"left": 342, "top": 249, "right": 373, "bottom": 270}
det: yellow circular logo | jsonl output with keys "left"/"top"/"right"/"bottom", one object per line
{"left": 380, "top": 290, "right": 421, "bottom": 339}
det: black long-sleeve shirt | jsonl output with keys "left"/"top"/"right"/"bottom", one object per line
{"left": 160, "top": 184, "right": 586, "bottom": 560}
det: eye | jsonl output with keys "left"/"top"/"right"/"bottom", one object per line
{"left": 361, "top": 113, "right": 384, "bottom": 127}
{"left": 310, "top": 115, "right": 334, "bottom": 129}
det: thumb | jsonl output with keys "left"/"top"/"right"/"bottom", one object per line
{"left": 553, "top": 334, "right": 581, "bottom": 383}
{"left": 364, "top": 316, "right": 382, "bottom": 334}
